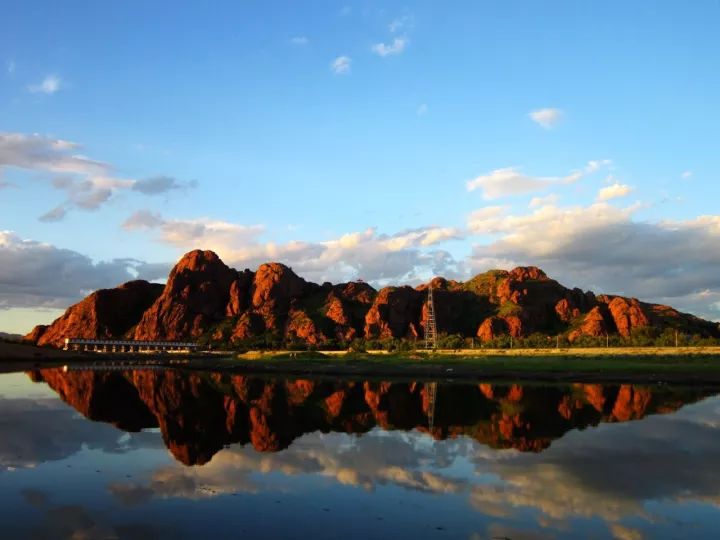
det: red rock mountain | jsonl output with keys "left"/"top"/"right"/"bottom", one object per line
{"left": 25, "top": 249, "right": 720, "bottom": 346}
{"left": 32, "top": 280, "right": 164, "bottom": 348}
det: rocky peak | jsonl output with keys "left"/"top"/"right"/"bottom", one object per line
{"left": 507, "top": 266, "right": 548, "bottom": 282}
{"left": 133, "top": 250, "right": 236, "bottom": 340}
{"left": 252, "top": 263, "right": 307, "bottom": 309}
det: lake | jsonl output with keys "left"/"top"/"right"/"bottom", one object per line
{"left": 1, "top": 367, "right": 719, "bottom": 539}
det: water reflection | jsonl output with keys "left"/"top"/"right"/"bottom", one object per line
{"left": 0, "top": 368, "right": 719, "bottom": 539}
{"left": 28, "top": 368, "right": 715, "bottom": 464}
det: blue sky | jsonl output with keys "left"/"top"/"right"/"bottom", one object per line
{"left": 2, "top": 1, "right": 720, "bottom": 333}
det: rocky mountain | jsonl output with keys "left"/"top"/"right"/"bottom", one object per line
{"left": 31, "top": 280, "right": 164, "bottom": 348}
{"left": 30, "top": 368, "right": 714, "bottom": 465}
{"left": 25, "top": 249, "right": 720, "bottom": 347}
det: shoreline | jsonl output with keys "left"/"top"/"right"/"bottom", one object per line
{"left": 4, "top": 341, "right": 720, "bottom": 384}
{"left": 0, "top": 345, "right": 720, "bottom": 386}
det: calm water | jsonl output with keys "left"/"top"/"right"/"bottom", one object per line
{"left": 1, "top": 368, "right": 720, "bottom": 539}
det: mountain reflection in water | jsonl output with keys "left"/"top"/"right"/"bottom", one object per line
{"left": 29, "top": 368, "right": 714, "bottom": 465}
{"left": 2, "top": 368, "right": 720, "bottom": 539}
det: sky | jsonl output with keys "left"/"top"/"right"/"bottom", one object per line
{"left": 2, "top": 1, "right": 720, "bottom": 334}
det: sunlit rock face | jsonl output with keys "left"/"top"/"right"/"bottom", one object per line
{"left": 133, "top": 250, "right": 237, "bottom": 340}
{"left": 29, "top": 368, "right": 713, "bottom": 466}
{"left": 30, "top": 281, "right": 163, "bottom": 348}
{"left": 24, "top": 250, "right": 720, "bottom": 347}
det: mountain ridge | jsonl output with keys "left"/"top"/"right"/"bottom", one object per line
{"left": 25, "top": 249, "right": 720, "bottom": 348}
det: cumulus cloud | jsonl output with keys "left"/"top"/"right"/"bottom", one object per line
{"left": 466, "top": 160, "right": 611, "bottom": 200}
{"left": 331, "top": 56, "right": 351, "bottom": 74}
{"left": 290, "top": 36, "right": 308, "bottom": 45}
{"left": 372, "top": 37, "right": 407, "bottom": 57}
{"left": 6, "top": 60, "right": 15, "bottom": 75}
{"left": 529, "top": 107, "right": 563, "bottom": 129}
{"left": 123, "top": 211, "right": 463, "bottom": 285}
{"left": 529, "top": 194, "right": 559, "bottom": 208}
{"left": 0, "top": 231, "right": 169, "bottom": 309}
{"left": 681, "top": 170, "right": 693, "bottom": 180}
{"left": 597, "top": 183, "right": 634, "bottom": 201}
{"left": 417, "top": 103, "right": 428, "bottom": 116}
{"left": 0, "top": 132, "right": 193, "bottom": 219}
{"left": 466, "top": 168, "right": 554, "bottom": 200}
{"left": 467, "top": 201, "right": 720, "bottom": 319}
{"left": 28, "top": 74, "right": 61, "bottom": 94}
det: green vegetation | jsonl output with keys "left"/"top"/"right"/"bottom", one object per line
{"left": 461, "top": 269, "right": 506, "bottom": 296}
{"left": 497, "top": 300, "right": 522, "bottom": 317}
{"left": 215, "top": 350, "right": 720, "bottom": 385}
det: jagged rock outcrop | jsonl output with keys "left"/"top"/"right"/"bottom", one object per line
{"left": 601, "top": 296, "right": 651, "bottom": 337}
{"left": 30, "top": 249, "right": 720, "bottom": 347}
{"left": 23, "top": 324, "right": 48, "bottom": 345}
{"left": 568, "top": 306, "right": 613, "bottom": 342}
{"left": 364, "top": 286, "right": 424, "bottom": 339}
{"left": 26, "top": 280, "right": 163, "bottom": 347}
{"left": 134, "top": 250, "right": 236, "bottom": 340}
{"left": 226, "top": 269, "right": 255, "bottom": 317}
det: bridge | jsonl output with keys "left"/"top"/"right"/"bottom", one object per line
{"left": 63, "top": 338, "right": 199, "bottom": 353}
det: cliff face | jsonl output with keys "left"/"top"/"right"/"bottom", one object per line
{"left": 30, "top": 368, "right": 713, "bottom": 465}
{"left": 24, "top": 250, "right": 720, "bottom": 346}
{"left": 133, "top": 250, "right": 237, "bottom": 340}
{"left": 30, "top": 280, "right": 163, "bottom": 348}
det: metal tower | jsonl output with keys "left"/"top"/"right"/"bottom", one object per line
{"left": 424, "top": 284, "right": 438, "bottom": 349}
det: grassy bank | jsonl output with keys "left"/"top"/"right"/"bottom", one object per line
{"left": 5, "top": 342, "right": 720, "bottom": 384}
{"left": 197, "top": 348, "right": 720, "bottom": 384}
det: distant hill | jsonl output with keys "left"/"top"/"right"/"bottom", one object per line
{"left": 0, "top": 332, "right": 22, "bottom": 342}
{"left": 25, "top": 249, "right": 720, "bottom": 348}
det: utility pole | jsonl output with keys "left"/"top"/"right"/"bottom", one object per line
{"left": 556, "top": 335, "right": 559, "bottom": 349}
{"left": 606, "top": 333, "right": 609, "bottom": 348}
{"left": 675, "top": 330, "right": 678, "bottom": 348}
{"left": 425, "top": 284, "right": 438, "bottom": 350}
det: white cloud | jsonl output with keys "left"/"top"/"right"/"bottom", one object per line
{"left": 331, "top": 56, "right": 351, "bottom": 74}
{"left": 123, "top": 211, "right": 264, "bottom": 250}
{"left": 529, "top": 194, "right": 559, "bottom": 208}
{"left": 124, "top": 211, "right": 462, "bottom": 285}
{"left": 529, "top": 107, "right": 563, "bottom": 129}
{"left": 0, "top": 132, "right": 193, "bottom": 218}
{"left": 597, "top": 183, "right": 634, "bottom": 202}
{"left": 466, "top": 167, "right": 554, "bottom": 200}
{"left": 0, "top": 231, "right": 168, "bottom": 309}
{"left": 6, "top": 60, "right": 15, "bottom": 75}
{"left": 467, "top": 201, "right": 720, "bottom": 319}
{"left": 467, "top": 160, "right": 611, "bottom": 200}
{"left": 417, "top": 103, "right": 428, "bottom": 116}
{"left": 371, "top": 37, "right": 407, "bottom": 57}
{"left": 290, "top": 36, "right": 308, "bottom": 45}
{"left": 681, "top": 170, "right": 693, "bottom": 180}
{"left": 563, "top": 159, "right": 612, "bottom": 183}
{"left": 29, "top": 74, "right": 61, "bottom": 95}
